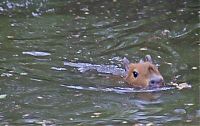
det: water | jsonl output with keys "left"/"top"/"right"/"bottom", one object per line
{"left": 0, "top": 0, "right": 199, "bottom": 125}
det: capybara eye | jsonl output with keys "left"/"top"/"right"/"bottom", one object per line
{"left": 133, "top": 71, "right": 138, "bottom": 78}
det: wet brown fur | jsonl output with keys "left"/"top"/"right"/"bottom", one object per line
{"left": 124, "top": 61, "right": 163, "bottom": 88}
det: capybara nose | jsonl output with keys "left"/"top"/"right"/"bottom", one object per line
{"left": 149, "top": 75, "right": 164, "bottom": 87}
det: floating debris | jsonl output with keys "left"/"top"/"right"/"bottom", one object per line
{"left": 20, "top": 72, "right": 28, "bottom": 76}
{"left": 51, "top": 67, "right": 66, "bottom": 71}
{"left": 0, "top": 94, "right": 7, "bottom": 99}
{"left": 22, "top": 51, "right": 51, "bottom": 56}
{"left": 93, "top": 112, "right": 102, "bottom": 116}
{"left": 7, "top": 36, "right": 14, "bottom": 39}
{"left": 122, "top": 121, "right": 128, "bottom": 124}
{"left": 22, "top": 114, "right": 30, "bottom": 117}
{"left": 165, "top": 62, "right": 172, "bottom": 65}
{"left": 91, "top": 112, "right": 102, "bottom": 118}
{"left": 157, "top": 56, "right": 161, "bottom": 58}
{"left": 191, "top": 67, "right": 198, "bottom": 70}
{"left": 169, "top": 82, "right": 191, "bottom": 90}
{"left": 37, "top": 96, "right": 43, "bottom": 99}
{"left": 84, "top": 12, "right": 89, "bottom": 15}
{"left": 140, "top": 47, "right": 148, "bottom": 51}
{"left": 30, "top": 78, "right": 42, "bottom": 82}
{"left": 184, "top": 103, "right": 194, "bottom": 106}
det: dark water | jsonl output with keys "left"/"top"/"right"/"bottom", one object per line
{"left": 0, "top": 0, "right": 199, "bottom": 125}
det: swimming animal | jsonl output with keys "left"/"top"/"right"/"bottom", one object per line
{"left": 64, "top": 55, "right": 164, "bottom": 88}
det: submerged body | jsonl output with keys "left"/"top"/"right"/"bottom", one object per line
{"left": 64, "top": 55, "right": 164, "bottom": 88}
{"left": 64, "top": 62, "right": 126, "bottom": 76}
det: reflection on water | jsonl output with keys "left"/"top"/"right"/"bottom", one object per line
{"left": 0, "top": 0, "right": 199, "bottom": 125}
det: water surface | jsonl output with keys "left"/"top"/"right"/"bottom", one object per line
{"left": 0, "top": 0, "right": 199, "bottom": 125}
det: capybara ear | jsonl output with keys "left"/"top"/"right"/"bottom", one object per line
{"left": 123, "top": 57, "right": 130, "bottom": 71}
{"left": 145, "top": 55, "right": 153, "bottom": 63}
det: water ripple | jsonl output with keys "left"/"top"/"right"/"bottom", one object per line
{"left": 61, "top": 85, "right": 175, "bottom": 94}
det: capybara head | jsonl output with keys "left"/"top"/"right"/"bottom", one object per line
{"left": 123, "top": 55, "right": 164, "bottom": 88}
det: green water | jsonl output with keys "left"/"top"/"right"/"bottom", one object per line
{"left": 0, "top": 0, "right": 199, "bottom": 125}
